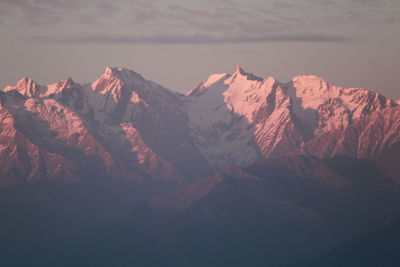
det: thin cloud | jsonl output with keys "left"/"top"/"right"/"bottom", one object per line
{"left": 2, "top": 0, "right": 399, "bottom": 44}
{"left": 0, "top": 0, "right": 120, "bottom": 24}
{"left": 34, "top": 33, "right": 353, "bottom": 45}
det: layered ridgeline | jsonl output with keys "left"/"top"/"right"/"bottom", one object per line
{"left": 0, "top": 66, "right": 398, "bottom": 185}
{"left": 2, "top": 66, "right": 400, "bottom": 267}
{"left": 0, "top": 67, "right": 208, "bottom": 185}
{"left": 186, "top": 66, "right": 397, "bottom": 167}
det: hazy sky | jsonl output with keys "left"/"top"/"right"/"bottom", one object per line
{"left": 1, "top": 0, "right": 399, "bottom": 98}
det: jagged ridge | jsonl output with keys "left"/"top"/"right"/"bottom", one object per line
{"left": 0, "top": 66, "right": 398, "bottom": 185}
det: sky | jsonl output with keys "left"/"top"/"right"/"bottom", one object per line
{"left": 0, "top": 0, "right": 400, "bottom": 98}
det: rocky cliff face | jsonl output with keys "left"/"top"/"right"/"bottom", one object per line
{"left": 1, "top": 66, "right": 400, "bottom": 267}
{"left": 185, "top": 66, "right": 397, "bottom": 168}
{"left": 0, "top": 66, "right": 398, "bottom": 185}
{"left": 0, "top": 67, "right": 209, "bottom": 185}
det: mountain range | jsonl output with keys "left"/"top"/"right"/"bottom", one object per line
{"left": 1, "top": 66, "right": 399, "bottom": 185}
{"left": 1, "top": 66, "right": 400, "bottom": 266}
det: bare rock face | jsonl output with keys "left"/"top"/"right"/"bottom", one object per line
{"left": 0, "top": 66, "right": 398, "bottom": 186}
{"left": 1, "top": 67, "right": 400, "bottom": 267}
{"left": 185, "top": 67, "right": 397, "bottom": 168}
{"left": 0, "top": 67, "right": 207, "bottom": 185}
{"left": 299, "top": 106, "right": 400, "bottom": 182}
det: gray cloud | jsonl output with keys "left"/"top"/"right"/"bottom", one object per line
{"left": 0, "top": 0, "right": 85, "bottom": 25}
{"left": 2, "top": 0, "right": 399, "bottom": 45}
{"left": 2, "top": 0, "right": 399, "bottom": 26}
{"left": 0, "top": 0, "right": 119, "bottom": 25}
{"left": 34, "top": 33, "right": 353, "bottom": 44}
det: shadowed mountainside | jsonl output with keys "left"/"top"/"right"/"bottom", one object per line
{"left": 1, "top": 67, "right": 400, "bottom": 267}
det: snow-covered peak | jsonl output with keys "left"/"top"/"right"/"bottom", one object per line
{"left": 86, "top": 66, "right": 183, "bottom": 119}
{"left": 290, "top": 74, "right": 393, "bottom": 111}
{"left": 204, "top": 73, "right": 229, "bottom": 87}
{"left": 292, "top": 74, "right": 325, "bottom": 82}
{"left": 234, "top": 65, "right": 245, "bottom": 75}
{"left": 16, "top": 77, "right": 36, "bottom": 88}
{"left": 289, "top": 74, "right": 396, "bottom": 136}
{"left": 92, "top": 67, "right": 147, "bottom": 92}
{"left": 225, "top": 65, "right": 263, "bottom": 84}
{"left": 3, "top": 77, "right": 43, "bottom": 97}
{"left": 187, "top": 66, "right": 264, "bottom": 97}
{"left": 186, "top": 66, "right": 280, "bottom": 124}
{"left": 186, "top": 72, "right": 229, "bottom": 97}
{"left": 185, "top": 67, "right": 398, "bottom": 167}
{"left": 3, "top": 77, "right": 77, "bottom": 98}
{"left": 291, "top": 75, "right": 331, "bottom": 96}
{"left": 185, "top": 67, "right": 284, "bottom": 167}
{"left": 103, "top": 66, "right": 117, "bottom": 77}
{"left": 91, "top": 67, "right": 135, "bottom": 97}
{"left": 47, "top": 78, "right": 77, "bottom": 95}
{"left": 100, "top": 67, "right": 144, "bottom": 82}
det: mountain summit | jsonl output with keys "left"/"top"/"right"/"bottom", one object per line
{"left": 1, "top": 66, "right": 400, "bottom": 267}
{"left": 0, "top": 66, "right": 398, "bottom": 185}
{"left": 185, "top": 66, "right": 397, "bottom": 167}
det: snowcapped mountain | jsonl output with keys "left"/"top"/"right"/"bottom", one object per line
{"left": 299, "top": 105, "right": 400, "bottom": 182}
{"left": 0, "top": 66, "right": 398, "bottom": 185}
{"left": 3, "top": 77, "right": 76, "bottom": 97}
{"left": 288, "top": 74, "right": 396, "bottom": 137}
{"left": 0, "top": 67, "right": 208, "bottom": 185}
{"left": 185, "top": 66, "right": 397, "bottom": 167}
{"left": 2, "top": 66, "right": 400, "bottom": 267}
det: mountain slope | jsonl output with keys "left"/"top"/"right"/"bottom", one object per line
{"left": 0, "top": 66, "right": 398, "bottom": 185}
{"left": 1, "top": 66, "right": 400, "bottom": 267}
{"left": 0, "top": 67, "right": 209, "bottom": 185}
{"left": 292, "top": 219, "right": 400, "bottom": 267}
{"left": 73, "top": 156, "right": 400, "bottom": 267}
{"left": 185, "top": 66, "right": 397, "bottom": 167}
{"left": 288, "top": 75, "right": 395, "bottom": 137}
{"left": 300, "top": 105, "right": 400, "bottom": 182}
